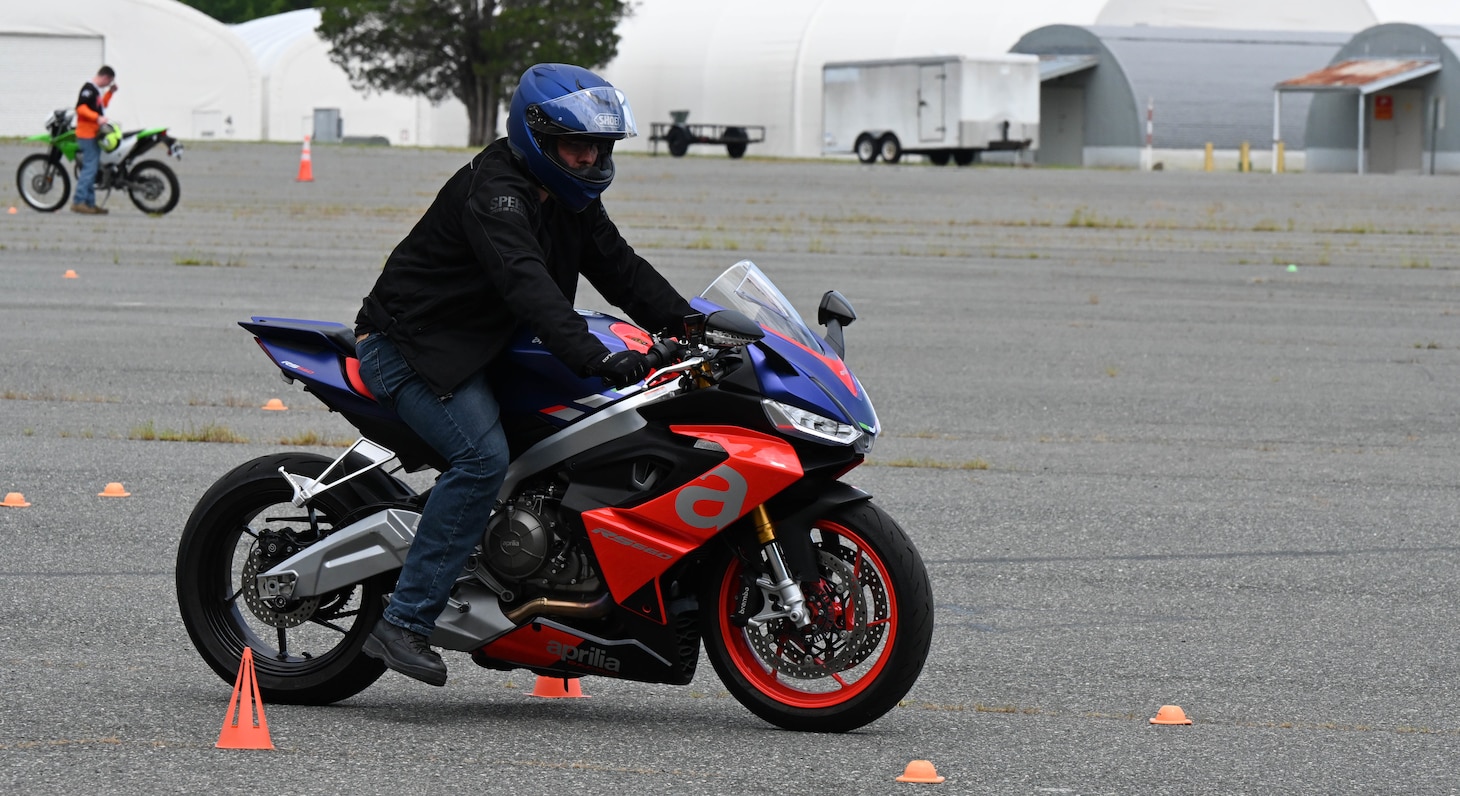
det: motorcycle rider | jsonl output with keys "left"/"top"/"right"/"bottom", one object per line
{"left": 73, "top": 66, "right": 117, "bottom": 215}
{"left": 353, "top": 64, "right": 693, "bottom": 686}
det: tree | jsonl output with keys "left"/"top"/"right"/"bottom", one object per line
{"left": 179, "top": 0, "right": 314, "bottom": 24}
{"left": 316, "top": 0, "right": 630, "bottom": 147}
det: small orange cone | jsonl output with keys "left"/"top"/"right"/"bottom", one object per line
{"left": 261, "top": 398, "right": 288, "bottom": 411}
{"left": 530, "top": 675, "right": 587, "bottom": 698}
{"left": 1, "top": 492, "right": 32, "bottom": 508}
{"left": 896, "top": 759, "right": 946, "bottom": 784}
{"left": 217, "top": 647, "right": 274, "bottom": 750}
{"left": 296, "top": 135, "right": 314, "bottom": 182}
{"left": 1150, "top": 704, "right": 1193, "bottom": 725}
{"left": 63, "top": 269, "right": 78, "bottom": 279}
{"left": 7, "top": 206, "right": 16, "bottom": 214}
{"left": 98, "top": 482, "right": 131, "bottom": 498}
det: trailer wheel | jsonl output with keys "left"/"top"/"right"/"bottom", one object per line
{"left": 954, "top": 149, "right": 977, "bottom": 167}
{"left": 854, "top": 134, "right": 878, "bottom": 164}
{"left": 668, "top": 127, "right": 691, "bottom": 157}
{"left": 928, "top": 151, "right": 951, "bottom": 166}
{"left": 724, "top": 127, "right": 749, "bottom": 159}
{"left": 877, "top": 134, "right": 902, "bottom": 164}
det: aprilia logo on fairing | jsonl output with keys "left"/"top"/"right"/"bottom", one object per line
{"left": 591, "top": 527, "right": 673, "bottom": 560}
{"left": 546, "top": 639, "right": 621, "bottom": 672}
{"left": 673, "top": 464, "right": 748, "bottom": 531}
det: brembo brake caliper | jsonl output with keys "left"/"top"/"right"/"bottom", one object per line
{"left": 742, "top": 505, "right": 813, "bottom": 629}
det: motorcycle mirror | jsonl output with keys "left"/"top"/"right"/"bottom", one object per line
{"left": 818, "top": 290, "right": 856, "bottom": 359}
{"left": 703, "top": 309, "right": 763, "bottom": 348}
{"left": 817, "top": 290, "right": 857, "bottom": 327}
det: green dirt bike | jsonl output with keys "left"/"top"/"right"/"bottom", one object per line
{"left": 15, "top": 109, "right": 184, "bottom": 214}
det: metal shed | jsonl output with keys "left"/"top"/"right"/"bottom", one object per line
{"left": 1011, "top": 25, "right": 1348, "bottom": 168}
{"left": 1287, "top": 23, "right": 1460, "bottom": 174}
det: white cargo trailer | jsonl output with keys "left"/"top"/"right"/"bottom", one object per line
{"left": 822, "top": 55, "right": 1041, "bottom": 165}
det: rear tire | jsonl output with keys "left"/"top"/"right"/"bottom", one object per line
{"left": 878, "top": 134, "right": 903, "bottom": 164}
{"left": 702, "top": 501, "right": 933, "bottom": 732}
{"left": 176, "top": 452, "right": 402, "bottom": 705}
{"left": 15, "top": 154, "right": 71, "bottom": 212}
{"left": 667, "top": 127, "right": 691, "bottom": 157}
{"left": 953, "top": 149, "right": 977, "bottom": 167}
{"left": 928, "top": 151, "right": 951, "bottom": 166}
{"left": 127, "top": 160, "right": 180, "bottom": 215}
{"left": 724, "top": 126, "right": 749, "bottom": 159}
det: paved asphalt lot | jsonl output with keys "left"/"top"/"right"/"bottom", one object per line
{"left": 2, "top": 140, "right": 1460, "bottom": 794}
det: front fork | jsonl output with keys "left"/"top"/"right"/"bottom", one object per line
{"left": 744, "top": 505, "right": 813, "bottom": 629}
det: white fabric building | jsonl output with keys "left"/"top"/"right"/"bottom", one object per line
{"left": 0, "top": 0, "right": 259, "bottom": 139}
{"left": 233, "top": 9, "right": 468, "bottom": 147}
{"left": 602, "top": 0, "right": 1108, "bottom": 158}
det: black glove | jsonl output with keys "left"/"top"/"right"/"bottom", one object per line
{"left": 586, "top": 350, "right": 649, "bottom": 389}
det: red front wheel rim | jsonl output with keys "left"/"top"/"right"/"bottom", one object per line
{"left": 717, "top": 521, "right": 899, "bottom": 709}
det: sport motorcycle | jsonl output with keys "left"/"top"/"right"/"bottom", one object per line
{"left": 15, "top": 108, "right": 183, "bottom": 214}
{"left": 176, "top": 261, "right": 934, "bottom": 732}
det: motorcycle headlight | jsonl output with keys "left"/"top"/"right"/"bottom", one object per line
{"left": 763, "top": 399, "right": 863, "bottom": 446}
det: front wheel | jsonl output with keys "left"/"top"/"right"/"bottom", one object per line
{"left": 15, "top": 154, "right": 71, "bottom": 211}
{"left": 878, "top": 133, "right": 903, "bottom": 164}
{"left": 176, "top": 452, "right": 393, "bottom": 705}
{"left": 127, "top": 160, "right": 180, "bottom": 214}
{"left": 703, "top": 501, "right": 934, "bottom": 732}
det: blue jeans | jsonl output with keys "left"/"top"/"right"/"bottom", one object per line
{"left": 356, "top": 333, "right": 510, "bottom": 637}
{"left": 75, "top": 137, "right": 100, "bottom": 206}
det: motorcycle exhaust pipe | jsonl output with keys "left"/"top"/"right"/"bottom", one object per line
{"left": 502, "top": 593, "right": 613, "bottom": 625}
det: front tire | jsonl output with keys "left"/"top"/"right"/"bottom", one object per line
{"left": 127, "top": 160, "right": 180, "bottom": 215}
{"left": 702, "top": 501, "right": 934, "bottom": 732}
{"left": 854, "top": 134, "right": 878, "bottom": 164}
{"left": 878, "top": 134, "right": 903, "bottom": 164}
{"left": 176, "top": 452, "right": 394, "bottom": 705}
{"left": 16, "top": 154, "right": 71, "bottom": 212}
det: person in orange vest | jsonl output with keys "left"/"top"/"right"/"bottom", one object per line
{"left": 74, "top": 66, "right": 118, "bottom": 215}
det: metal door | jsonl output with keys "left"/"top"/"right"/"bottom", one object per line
{"left": 918, "top": 65, "right": 946, "bottom": 142}
{"left": 1367, "top": 89, "right": 1423, "bottom": 174}
{"left": 1037, "top": 87, "right": 1084, "bottom": 166}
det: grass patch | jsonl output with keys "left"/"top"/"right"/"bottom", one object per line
{"left": 1066, "top": 206, "right": 1134, "bottom": 229}
{"left": 1401, "top": 256, "right": 1431, "bottom": 269}
{"left": 877, "top": 457, "right": 990, "bottom": 471}
{"left": 3, "top": 389, "right": 117, "bottom": 403}
{"left": 278, "top": 431, "right": 353, "bottom": 447}
{"left": 129, "top": 420, "right": 248, "bottom": 443}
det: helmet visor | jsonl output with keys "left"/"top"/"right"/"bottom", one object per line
{"left": 531, "top": 86, "right": 638, "bottom": 138}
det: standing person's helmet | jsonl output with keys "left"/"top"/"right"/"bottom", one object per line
{"left": 99, "top": 123, "right": 121, "bottom": 153}
{"left": 507, "top": 63, "right": 637, "bottom": 212}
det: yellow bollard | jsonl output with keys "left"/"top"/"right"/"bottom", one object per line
{"left": 1276, "top": 141, "right": 1286, "bottom": 174}
{"left": 1204, "top": 142, "right": 1214, "bottom": 172}
{"left": 1239, "top": 141, "right": 1251, "bottom": 173}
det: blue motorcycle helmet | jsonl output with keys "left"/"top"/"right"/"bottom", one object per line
{"left": 508, "top": 63, "right": 637, "bottom": 212}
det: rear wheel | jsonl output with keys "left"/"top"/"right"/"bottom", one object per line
{"left": 928, "top": 151, "right": 951, "bottom": 166}
{"left": 667, "top": 127, "right": 691, "bottom": 157}
{"left": 953, "top": 149, "right": 977, "bottom": 167}
{"left": 15, "top": 154, "right": 71, "bottom": 211}
{"left": 878, "top": 134, "right": 903, "bottom": 164}
{"left": 724, "top": 126, "right": 749, "bottom": 159}
{"left": 127, "top": 160, "right": 180, "bottom": 214}
{"left": 703, "top": 501, "right": 933, "bottom": 732}
{"left": 854, "top": 134, "right": 878, "bottom": 164}
{"left": 176, "top": 452, "right": 398, "bottom": 704}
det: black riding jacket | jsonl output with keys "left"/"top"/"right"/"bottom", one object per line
{"left": 355, "top": 138, "right": 691, "bottom": 396}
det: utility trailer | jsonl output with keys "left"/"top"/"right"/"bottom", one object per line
{"left": 822, "top": 54, "right": 1040, "bottom": 165}
{"left": 649, "top": 111, "right": 766, "bottom": 159}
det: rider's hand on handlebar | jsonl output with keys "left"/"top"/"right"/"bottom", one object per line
{"left": 644, "top": 339, "right": 685, "bottom": 370}
{"left": 587, "top": 350, "right": 650, "bottom": 389}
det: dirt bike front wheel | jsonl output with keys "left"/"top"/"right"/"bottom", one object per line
{"left": 702, "top": 500, "right": 934, "bottom": 732}
{"left": 15, "top": 154, "right": 71, "bottom": 212}
{"left": 127, "top": 160, "right": 180, "bottom": 215}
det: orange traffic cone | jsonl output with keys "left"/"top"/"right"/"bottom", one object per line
{"left": 1150, "top": 704, "right": 1193, "bottom": 725}
{"left": 98, "top": 482, "right": 131, "bottom": 498}
{"left": 261, "top": 398, "right": 288, "bottom": 411}
{"left": 296, "top": 136, "right": 314, "bottom": 182}
{"left": 217, "top": 647, "right": 274, "bottom": 749}
{"left": 7, "top": 206, "right": 16, "bottom": 214}
{"left": 895, "top": 759, "right": 946, "bottom": 784}
{"left": 63, "top": 269, "right": 78, "bottom": 279}
{"left": 530, "top": 675, "right": 587, "bottom": 698}
{"left": 1, "top": 492, "right": 32, "bottom": 508}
